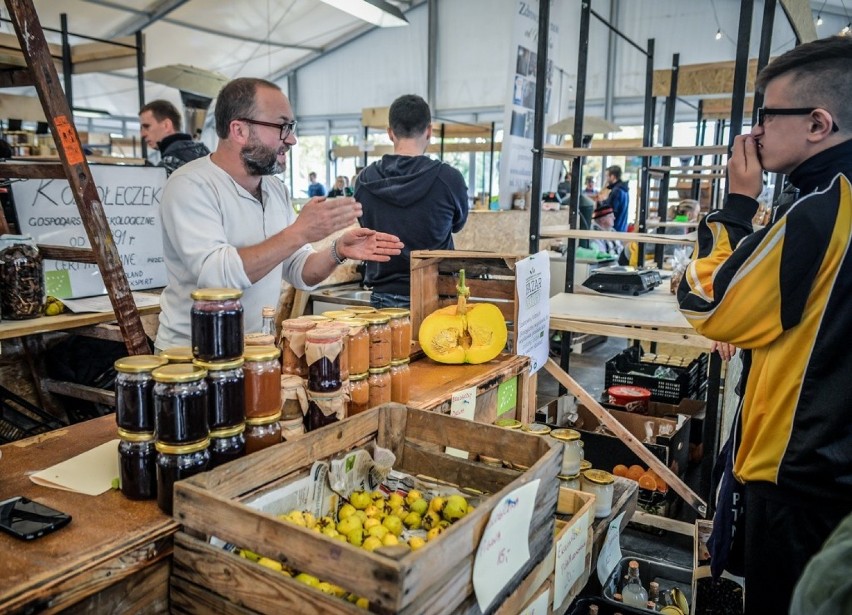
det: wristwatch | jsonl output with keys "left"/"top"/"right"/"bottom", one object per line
{"left": 330, "top": 239, "right": 348, "bottom": 265}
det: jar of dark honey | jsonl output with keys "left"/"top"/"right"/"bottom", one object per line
{"left": 152, "top": 364, "right": 209, "bottom": 445}
{"left": 156, "top": 438, "right": 210, "bottom": 515}
{"left": 190, "top": 288, "right": 244, "bottom": 362}
{"left": 114, "top": 354, "right": 168, "bottom": 433}
{"left": 118, "top": 428, "right": 157, "bottom": 501}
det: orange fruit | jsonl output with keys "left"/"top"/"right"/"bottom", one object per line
{"left": 626, "top": 465, "right": 645, "bottom": 481}
{"left": 612, "top": 464, "right": 629, "bottom": 477}
{"left": 655, "top": 477, "right": 669, "bottom": 493}
{"left": 638, "top": 473, "right": 657, "bottom": 490}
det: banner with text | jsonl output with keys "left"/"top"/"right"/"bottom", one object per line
{"left": 13, "top": 165, "right": 168, "bottom": 299}
{"left": 498, "top": 0, "right": 565, "bottom": 210}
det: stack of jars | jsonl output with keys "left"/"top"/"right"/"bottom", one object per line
{"left": 114, "top": 354, "right": 167, "bottom": 503}
{"left": 379, "top": 308, "right": 412, "bottom": 405}
{"left": 242, "top": 345, "right": 283, "bottom": 452}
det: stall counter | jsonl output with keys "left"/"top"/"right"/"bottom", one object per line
{"left": 0, "top": 415, "right": 177, "bottom": 614}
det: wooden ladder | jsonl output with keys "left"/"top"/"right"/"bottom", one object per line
{"left": 0, "top": 0, "right": 148, "bottom": 355}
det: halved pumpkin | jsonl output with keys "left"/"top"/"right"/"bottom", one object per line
{"left": 418, "top": 269, "right": 508, "bottom": 364}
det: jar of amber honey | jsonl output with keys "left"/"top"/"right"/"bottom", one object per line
{"left": 243, "top": 346, "right": 282, "bottom": 419}
{"left": 389, "top": 358, "right": 411, "bottom": 404}
{"left": 380, "top": 308, "right": 411, "bottom": 361}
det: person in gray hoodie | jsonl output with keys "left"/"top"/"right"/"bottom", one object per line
{"left": 355, "top": 94, "right": 469, "bottom": 308}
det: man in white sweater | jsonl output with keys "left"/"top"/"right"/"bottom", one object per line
{"left": 155, "top": 78, "right": 402, "bottom": 350}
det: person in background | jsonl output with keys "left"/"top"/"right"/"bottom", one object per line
{"left": 139, "top": 99, "right": 209, "bottom": 176}
{"left": 355, "top": 94, "right": 469, "bottom": 309}
{"left": 589, "top": 204, "right": 622, "bottom": 258}
{"left": 155, "top": 77, "right": 403, "bottom": 350}
{"left": 327, "top": 175, "right": 349, "bottom": 198}
{"left": 598, "top": 165, "right": 629, "bottom": 232}
{"left": 307, "top": 171, "right": 326, "bottom": 197}
{"left": 677, "top": 35, "right": 852, "bottom": 614}
{"left": 583, "top": 175, "right": 598, "bottom": 199}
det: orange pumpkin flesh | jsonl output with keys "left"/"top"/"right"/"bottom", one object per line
{"left": 418, "top": 269, "right": 508, "bottom": 364}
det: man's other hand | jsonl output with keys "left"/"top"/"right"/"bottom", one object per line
{"left": 293, "top": 196, "right": 362, "bottom": 243}
{"left": 728, "top": 135, "right": 764, "bottom": 198}
{"left": 337, "top": 228, "right": 403, "bottom": 262}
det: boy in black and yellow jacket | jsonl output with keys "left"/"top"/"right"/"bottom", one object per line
{"left": 678, "top": 36, "right": 852, "bottom": 614}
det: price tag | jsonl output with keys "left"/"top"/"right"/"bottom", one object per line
{"left": 519, "top": 585, "right": 550, "bottom": 615}
{"left": 596, "top": 511, "right": 626, "bottom": 585}
{"left": 445, "top": 385, "right": 477, "bottom": 459}
{"left": 553, "top": 502, "right": 593, "bottom": 609}
{"left": 473, "top": 479, "right": 539, "bottom": 611}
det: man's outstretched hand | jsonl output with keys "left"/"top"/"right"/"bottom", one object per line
{"left": 337, "top": 228, "right": 404, "bottom": 262}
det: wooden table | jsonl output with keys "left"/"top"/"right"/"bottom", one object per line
{"left": 0, "top": 415, "right": 178, "bottom": 614}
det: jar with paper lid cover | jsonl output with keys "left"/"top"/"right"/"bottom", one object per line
{"left": 316, "top": 321, "right": 350, "bottom": 382}
{"left": 155, "top": 438, "right": 210, "bottom": 515}
{"left": 244, "top": 412, "right": 281, "bottom": 453}
{"left": 159, "top": 346, "right": 194, "bottom": 364}
{"left": 305, "top": 389, "right": 345, "bottom": 432}
{"left": 115, "top": 354, "right": 167, "bottom": 433}
{"left": 243, "top": 346, "right": 281, "bottom": 419}
{"left": 193, "top": 357, "right": 244, "bottom": 429}
{"left": 581, "top": 469, "right": 615, "bottom": 518}
{"left": 190, "top": 287, "right": 244, "bottom": 362}
{"left": 118, "top": 429, "right": 157, "bottom": 501}
{"left": 361, "top": 313, "right": 392, "bottom": 368}
{"left": 152, "top": 364, "right": 208, "bottom": 445}
{"left": 208, "top": 423, "right": 246, "bottom": 468}
{"left": 368, "top": 365, "right": 391, "bottom": 408}
{"left": 348, "top": 372, "right": 369, "bottom": 416}
{"left": 550, "top": 428, "right": 584, "bottom": 476}
{"left": 389, "top": 358, "right": 410, "bottom": 404}
{"left": 280, "top": 416, "right": 305, "bottom": 441}
{"left": 280, "top": 318, "right": 315, "bottom": 377}
{"left": 305, "top": 326, "right": 344, "bottom": 392}
{"left": 280, "top": 374, "right": 307, "bottom": 421}
{"left": 379, "top": 308, "right": 411, "bottom": 361}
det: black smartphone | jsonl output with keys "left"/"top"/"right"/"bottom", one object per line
{"left": 0, "top": 496, "right": 71, "bottom": 540}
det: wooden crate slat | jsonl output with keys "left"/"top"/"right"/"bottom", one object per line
{"left": 435, "top": 276, "right": 516, "bottom": 302}
{"left": 172, "top": 533, "right": 363, "bottom": 615}
{"left": 170, "top": 577, "right": 258, "bottom": 615}
{"left": 375, "top": 401, "right": 408, "bottom": 464}
{"left": 400, "top": 441, "right": 521, "bottom": 494}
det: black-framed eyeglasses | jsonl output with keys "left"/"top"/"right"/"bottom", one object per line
{"left": 237, "top": 117, "right": 297, "bottom": 140}
{"left": 756, "top": 107, "right": 839, "bottom": 132}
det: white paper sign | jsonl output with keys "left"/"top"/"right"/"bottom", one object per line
{"left": 519, "top": 586, "right": 550, "bottom": 615}
{"left": 553, "top": 502, "right": 593, "bottom": 609}
{"left": 445, "top": 385, "right": 477, "bottom": 459}
{"left": 596, "top": 511, "right": 626, "bottom": 585}
{"left": 12, "top": 165, "right": 168, "bottom": 299}
{"left": 473, "top": 479, "right": 540, "bottom": 611}
{"left": 515, "top": 251, "right": 551, "bottom": 374}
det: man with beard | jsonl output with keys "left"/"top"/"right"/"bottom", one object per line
{"left": 155, "top": 78, "right": 403, "bottom": 350}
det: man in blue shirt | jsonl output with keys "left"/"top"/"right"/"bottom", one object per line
{"left": 307, "top": 171, "right": 326, "bottom": 197}
{"left": 600, "top": 165, "right": 629, "bottom": 232}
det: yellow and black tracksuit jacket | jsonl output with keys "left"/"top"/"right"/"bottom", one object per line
{"left": 678, "top": 140, "right": 852, "bottom": 503}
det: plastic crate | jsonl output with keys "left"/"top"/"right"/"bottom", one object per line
{"left": 0, "top": 385, "right": 66, "bottom": 444}
{"left": 605, "top": 346, "right": 708, "bottom": 404}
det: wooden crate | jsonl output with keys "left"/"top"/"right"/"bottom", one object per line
{"left": 408, "top": 353, "right": 534, "bottom": 424}
{"left": 170, "top": 405, "right": 562, "bottom": 615}
{"left": 409, "top": 250, "right": 522, "bottom": 353}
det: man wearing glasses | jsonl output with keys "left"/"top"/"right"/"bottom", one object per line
{"left": 678, "top": 36, "right": 852, "bottom": 614}
{"left": 155, "top": 77, "right": 403, "bottom": 350}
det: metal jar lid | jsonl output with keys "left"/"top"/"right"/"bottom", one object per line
{"left": 114, "top": 354, "right": 167, "bottom": 373}
{"left": 155, "top": 438, "right": 210, "bottom": 455}
{"left": 193, "top": 357, "right": 245, "bottom": 371}
{"left": 360, "top": 313, "right": 391, "bottom": 325}
{"left": 378, "top": 307, "right": 410, "bottom": 318}
{"left": 152, "top": 363, "right": 207, "bottom": 383}
{"left": 522, "top": 422, "right": 552, "bottom": 436}
{"left": 190, "top": 287, "right": 243, "bottom": 301}
{"left": 551, "top": 428, "right": 581, "bottom": 442}
{"left": 209, "top": 423, "right": 246, "bottom": 438}
{"left": 582, "top": 468, "right": 615, "bottom": 485}
{"left": 495, "top": 418, "right": 522, "bottom": 429}
{"left": 245, "top": 411, "right": 283, "bottom": 426}
{"left": 159, "top": 346, "right": 194, "bottom": 363}
{"left": 243, "top": 345, "right": 281, "bottom": 362}
{"left": 117, "top": 428, "right": 155, "bottom": 442}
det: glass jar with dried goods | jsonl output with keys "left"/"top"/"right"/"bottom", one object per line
{"left": 114, "top": 355, "right": 167, "bottom": 433}
{"left": 244, "top": 412, "right": 282, "bottom": 454}
{"left": 194, "top": 358, "right": 245, "bottom": 429}
{"left": 389, "top": 358, "right": 410, "bottom": 404}
{"left": 118, "top": 429, "right": 157, "bottom": 500}
{"left": 152, "top": 364, "right": 209, "bottom": 445}
{"left": 208, "top": 423, "right": 246, "bottom": 468}
{"left": 348, "top": 372, "right": 369, "bottom": 416}
{"left": 156, "top": 438, "right": 210, "bottom": 514}
{"left": 279, "top": 318, "right": 315, "bottom": 377}
{"left": 280, "top": 374, "right": 307, "bottom": 421}
{"left": 305, "top": 389, "right": 345, "bottom": 432}
{"left": 368, "top": 366, "right": 392, "bottom": 408}
{"left": 380, "top": 308, "right": 411, "bottom": 361}
{"left": 0, "top": 241, "right": 44, "bottom": 320}
{"left": 243, "top": 346, "right": 282, "bottom": 418}
{"left": 190, "top": 288, "right": 244, "bottom": 361}
{"left": 361, "top": 313, "right": 392, "bottom": 368}
{"left": 305, "top": 327, "right": 344, "bottom": 392}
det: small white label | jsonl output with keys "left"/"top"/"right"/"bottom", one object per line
{"left": 596, "top": 511, "right": 626, "bottom": 586}
{"left": 519, "top": 585, "right": 550, "bottom": 615}
{"left": 553, "top": 503, "right": 592, "bottom": 609}
{"left": 445, "top": 385, "right": 477, "bottom": 459}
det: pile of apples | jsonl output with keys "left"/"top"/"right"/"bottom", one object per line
{"left": 237, "top": 488, "right": 473, "bottom": 607}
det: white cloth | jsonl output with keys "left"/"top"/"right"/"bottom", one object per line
{"left": 155, "top": 155, "right": 315, "bottom": 349}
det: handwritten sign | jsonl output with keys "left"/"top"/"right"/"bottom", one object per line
{"left": 519, "top": 586, "right": 550, "bottom": 615}
{"left": 445, "top": 385, "right": 477, "bottom": 459}
{"left": 553, "top": 502, "right": 593, "bottom": 609}
{"left": 13, "top": 164, "right": 167, "bottom": 299}
{"left": 515, "top": 251, "right": 550, "bottom": 374}
{"left": 596, "top": 511, "right": 625, "bottom": 585}
{"left": 473, "top": 479, "right": 539, "bottom": 611}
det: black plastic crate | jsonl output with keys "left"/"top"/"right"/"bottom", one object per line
{"left": 605, "top": 346, "right": 708, "bottom": 404}
{"left": 0, "top": 385, "right": 66, "bottom": 444}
